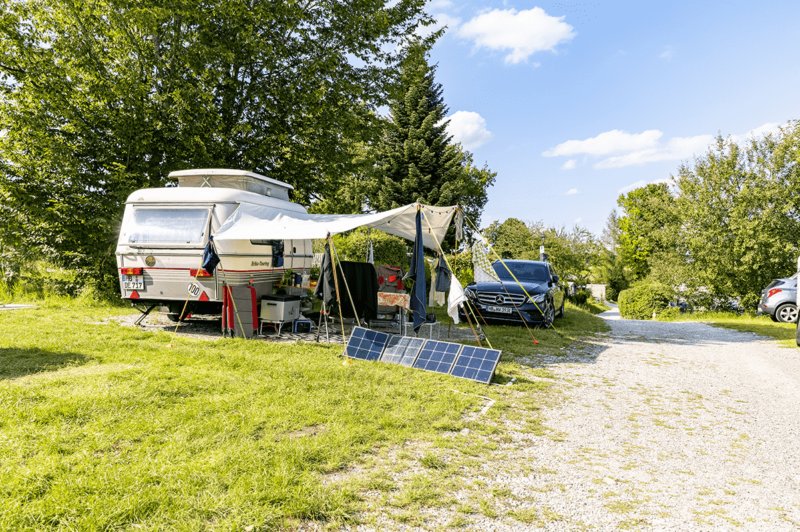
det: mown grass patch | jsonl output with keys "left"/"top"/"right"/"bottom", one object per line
{"left": 433, "top": 302, "right": 609, "bottom": 361}
{"left": 657, "top": 311, "right": 798, "bottom": 348}
{"left": 574, "top": 299, "right": 610, "bottom": 315}
{"left": 0, "top": 300, "right": 487, "bottom": 530}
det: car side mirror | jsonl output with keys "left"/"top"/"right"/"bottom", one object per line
{"left": 552, "top": 275, "right": 559, "bottom": 283}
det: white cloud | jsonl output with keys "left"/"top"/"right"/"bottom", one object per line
{"left": 417, "top": 12, "right": 462, "bottom": 38}
{"left": 566, "top": 188, "right": 579, "bottom": 195}
{"left": 543, "top": 129, "right": 662, "bottom": 157}
{"left": 618, "top": 178, "right": 673, "bottom": 195}
{"left": 562, "top": 159, "right": 576, "bottom": 170}
{"left": 458, "top": 8, "right": 575, "bottom": 64}
{"left": 428, "top": 0, "right": 453, "bottom": 8}
{"left": 574, "top": 217, "right": 582, "bottom": 224}
{"left": 617, "top": 180, "right": 647, "bottom": 194}
{"left": 595, "top": 134, "right": 713, "bottom": 169}
{"left": 545, "top": 123, "right": 781, "bottom": 170}
{"left": 659, "top": 46, "right": 674, "bottom": 60}
{"left": 729, "top": 122, "right": 781, "bottom": 145}
{"left": 435, "top": 13, "right": 461, "bottom": 29}
{"left": 446, "top": 111, "right": 493, "bottom": 150}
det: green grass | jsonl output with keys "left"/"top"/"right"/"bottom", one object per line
{"left": 657, "top": 311, "right": 799, "bottom": 348}
{"left": 0, "top": 296, "right": 607, "bottom": 530}
{"left": 430, "top": 302, "right": 609, "bottom": 360}
{"left": 575, "top": 299, "right": 610, "bottom": 315}
{"left": 0, "top": 300, "right": 485, "bottom": 530}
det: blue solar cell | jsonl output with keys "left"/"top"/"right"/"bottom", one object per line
{"left": 413, "top": 340, "right": 462, "bottom": 374}
{"left": 398, "top": 337, "right": 425, "bottom": 367}
{"left": 380, "top": 335, "right": 408, "bottom": 364}
{"left": 450, "top": 346, "right": 502, "bottom": 384}
{"left": 381, "top": 336, "right": 426, "bottom": 366}
{"left": 344, "top": 327, "right": 389, "bottom": 361}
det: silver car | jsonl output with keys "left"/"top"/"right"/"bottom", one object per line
{"left": 759, "top": 274, "right": 798, "bottom": 323}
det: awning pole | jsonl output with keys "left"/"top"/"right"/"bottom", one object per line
{"left": 212, "top": 241, "right": 247, "bottom": 338}
{"left": 329, "top": 238, "right": 362, "bottom": 328}
{"left": 420, "top": 207, "right": 491, "bottom": 349}
{"left": 327, "top": 234, "right": 349, "bottom": 345}
{"left": 173, "top": 259, "right": 205, "bottom": 335}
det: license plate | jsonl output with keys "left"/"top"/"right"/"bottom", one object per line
{"left": 486, "top": 305, "right": 512, "bottom": 314}
{"left": 123, "top": 275, "right": 144, "bottom": 290}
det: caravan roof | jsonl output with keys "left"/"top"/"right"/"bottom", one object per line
{"left": 124, "top": 186, "right": 307, "bottom": 213}
{"left": 168, "top": 168, "right": 294, "bottom": 200}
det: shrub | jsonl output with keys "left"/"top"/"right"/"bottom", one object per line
{"left": 617, "top": 283, "right": 672, "bottom": 320}
{"left": 331, "top": 230, "right": 408, "bottom": 270}
{"left": 568, "top": 288, "right": 590, "bottom": 305}
{"left": 606, "top": 286, "right": 618, "bottom": 302}
{"left": 445, "top": 249, "right": 474, "bottom": 287}
{"left": 657, "top": 306, "right": 682, "bottom": 320}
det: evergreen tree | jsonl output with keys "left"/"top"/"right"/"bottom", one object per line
{"left": 369, "top": 49, "right": 464, "bottom": 213}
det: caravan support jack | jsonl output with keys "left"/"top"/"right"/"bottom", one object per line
{"left": 134, "top": 304, "right": 158, "bottom": 327}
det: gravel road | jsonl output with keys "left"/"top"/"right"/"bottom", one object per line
{"left": 344, "top": 305, "right": 800, "bottom": 530}
{"left": 475, "top": 305, "right": 800, "bottom": 530}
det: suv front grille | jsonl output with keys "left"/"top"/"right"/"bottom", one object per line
{"left": 476, "top": 291, "right": 527, "bottom": 306}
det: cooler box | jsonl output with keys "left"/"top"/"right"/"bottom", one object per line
{"left": 260, "top": 294, "right": 301, "bottom": 323}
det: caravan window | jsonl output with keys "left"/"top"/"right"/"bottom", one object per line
{"left": 127, "top": 208, "right": 210, "bottom": 244}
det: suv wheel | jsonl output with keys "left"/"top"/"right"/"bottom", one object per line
{"left": 776, "top": 303, "right": 798, "bottom": 323}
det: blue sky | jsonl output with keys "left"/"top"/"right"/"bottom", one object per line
{"left": 428, "top": 0, "right": 800, "bottom": 234}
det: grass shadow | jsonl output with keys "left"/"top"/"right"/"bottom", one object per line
{"left": 0, "top": 347, "right": 90, "bottom": 380}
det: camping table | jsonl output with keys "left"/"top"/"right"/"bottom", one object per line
{"left": 377, "top": 292, "right": 410, "bottom": 332}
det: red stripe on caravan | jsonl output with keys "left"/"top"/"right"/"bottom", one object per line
{"left": 221, "top": 286, "right": 228, "bottom": 331}
{"left": 226, "top": 286, "right": 234, "bottom": 331}
{"left": 248, "top": 286, "right": 258, "bottom": 331}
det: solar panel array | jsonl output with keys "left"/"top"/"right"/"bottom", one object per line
{"left": 450, "top": 345, "right": 502, "bottom": 385}
{"left": 414, "top": 340, "right": 461, "bottom": 374}
{"left": 343, "top": 327, "right": 501, "bottom": 384}
{"left": 344, "top": 327, "right": 390, "bottom": 361}
{"left": 381, "top": 336, "right": 425, "bottom": 367}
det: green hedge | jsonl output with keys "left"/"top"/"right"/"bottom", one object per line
{"left": 331, "top": 230, "right": 409, "bottom": 270}
{"left": 617, "top": 283, "right": 672, "bottom": 320}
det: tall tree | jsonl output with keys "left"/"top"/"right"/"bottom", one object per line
{"left": 601, "top": 210, "right": 621, "bottom": 251}
{"left": 617, "top": 183, "right": 678, "bottom": 280}
{"left": 367, "top": 47, "right": 493, "bottom": 244}
{"left": 676, "top": 123, "right": 800, "bottom": 306}
{"left": 484, "top": 218, "right": 600, "bottom": 280}
{"left": 369, "top": 48, "right": 459, "bottom": 210}
{"left": 484, "top": 218, "right": 534, "bottom": 259}
{"left": 0, "top": 0, "right": 434, "bottom": 290}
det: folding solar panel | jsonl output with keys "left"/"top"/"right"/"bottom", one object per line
{"left": 450, "top": 346, "right": 502, "bottom": 384}
{"left": 381, "top": 336, "right": 425, "bottom": 367}
{"left": 413, "top": 340, "right": 462, "bottom": 374}
{"left": 344, "top": 327, "right": 390, "bottom": 361}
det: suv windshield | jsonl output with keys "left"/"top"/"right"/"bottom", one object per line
{"left": 493, "top": 262, "right": 550, "bottom": 282}
{"left": 127, "top": 208, "right": 209, "bottom": 244}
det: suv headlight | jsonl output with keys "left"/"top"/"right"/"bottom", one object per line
{"left": 465, "top": 287, "right": 476, "bottom": 299}
{"left": 528, "top": 294, "right": 546, "bottom": 304}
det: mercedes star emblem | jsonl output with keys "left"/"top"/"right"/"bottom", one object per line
{"left": 495, "top": 295, "right": 504, "bottom": 305}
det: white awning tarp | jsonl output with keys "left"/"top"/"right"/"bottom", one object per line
{"left": 214, "top": 203, "right": 458, "bottom": 250}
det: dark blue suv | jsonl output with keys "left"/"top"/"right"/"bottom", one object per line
{"left": 459, "top": 260, "right": 565, "bottom": 327}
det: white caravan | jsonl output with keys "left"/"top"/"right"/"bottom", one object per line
{"left": 115, "top": 169, "right": 313, "bottom": 320}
